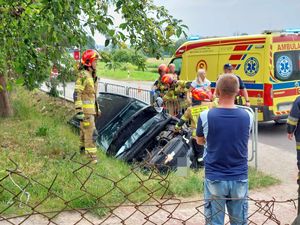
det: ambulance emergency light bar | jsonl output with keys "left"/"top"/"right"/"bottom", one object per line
{"left": 284, "top": 28, "right": 300, "bottom": 33}
{"left": 187, "top": 35, "right": 201, "bottom": 41}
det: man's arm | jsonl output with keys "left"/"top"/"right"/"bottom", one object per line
{"left": 242, "top": 88, "right": 250, "bottom": 107}
{"left": 196, "top": 114, "right": 206, "bottom": 145}
{"left": 175, "top": 108, "right": 190, "bottom": 130}
{"left": 287, "top": 97, "right": 300, "bottom": 140}
{"left": 236, "top": 75, "right": 250, "bottom": 106}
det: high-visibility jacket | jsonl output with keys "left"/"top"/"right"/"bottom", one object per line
{"left": 176, "top": 102, "right": 215, "bottom": 136}
{"left": 74, "top": 70, "right": 98, "bottom": 115}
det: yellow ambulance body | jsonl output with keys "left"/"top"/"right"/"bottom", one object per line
{"left": 170, "top": 31, "right": 300, "bottom": 122}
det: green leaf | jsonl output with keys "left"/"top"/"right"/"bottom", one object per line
{"left": 15, "top": 77, "right": 25, "bottom": 85}
{"left": 105, "top": 39, "right": 110, "bottom": 47}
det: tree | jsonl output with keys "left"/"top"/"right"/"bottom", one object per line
{"left": 0, "top": 0, "right": 187, "bottom": 117}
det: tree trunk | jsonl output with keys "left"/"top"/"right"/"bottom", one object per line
{"left": 0, "top": 75, "right": 13, "bottom": 117}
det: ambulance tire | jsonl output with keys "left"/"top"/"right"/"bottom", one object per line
{"left": 274, "top": 119, "right": 286, "bottom": 125}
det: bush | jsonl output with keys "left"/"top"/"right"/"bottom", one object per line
{"left": 103, "top": 49, "right": 147, "bottom": 71}
{"left": 120, "top": 63, "right": 136, "bottom": 71}
{"left": 112, "top": 49, "right": 132, "bottom": 63}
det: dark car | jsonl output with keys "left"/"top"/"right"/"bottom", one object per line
{"left": 70, "top": 92, "right": 196, "bottom": 170}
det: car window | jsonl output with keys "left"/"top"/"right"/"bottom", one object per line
{"left": 97, "top": 100, "right": 147, "bottom": 150}
{"left": 115, "top": 117, "right": 156, "bottom": 157}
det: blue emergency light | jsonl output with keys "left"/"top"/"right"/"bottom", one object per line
{"left": 284, "top": 28, "right": 300, "bottom": 33}
{"left": 188, "top": 35, "right": 201, "bottom": 41}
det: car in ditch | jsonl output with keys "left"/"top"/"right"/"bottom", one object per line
{"left": 70, "top": 92, "right": 199, "bottom": 170}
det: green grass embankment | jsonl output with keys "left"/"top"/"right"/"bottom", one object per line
{"left": 0, "top": 88, "right": 279, "bottom": 216}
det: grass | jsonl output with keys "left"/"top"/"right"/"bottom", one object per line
{"left": 97, "top": 58, "right": 171, "bottom": 81}
{"left": 0, "top": 88, "right": 279, "bottom": 217}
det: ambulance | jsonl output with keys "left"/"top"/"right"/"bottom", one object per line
{"left": 170, "top": 30, "right": 300, "bottom": 122}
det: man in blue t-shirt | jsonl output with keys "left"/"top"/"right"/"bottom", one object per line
{"left": 196, "top": 74, "right": 253, "bottom": 225}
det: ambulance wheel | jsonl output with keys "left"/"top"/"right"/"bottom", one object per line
{"left": 274, "top": 119, "right": 286, "bottom": 125}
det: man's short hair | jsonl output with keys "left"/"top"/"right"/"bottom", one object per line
{"left": 223, "top": 63, "right": 233, "bottom": 70}
{"left": 216, "top": 74, "right": 239, "bottom": 96}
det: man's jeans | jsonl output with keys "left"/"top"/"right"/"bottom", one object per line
{"left": 204, "top": 178, "right": 248, "bottom": 225}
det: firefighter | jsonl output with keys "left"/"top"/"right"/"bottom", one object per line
{"left": 74, "top": 49, "right": 100, "bottom": 164}
{"left": 174, "top": 88, "right": 215, "bottom": 167}
{"left": 174, "top": 80, "right": 190, "bottom": 116}
{"left": 287, "top": 96, "right": 300, "bottom": 215}
{"left": 152, "top": 64, "right": 169, "bottom": 98}
{"left": 160, "top": 73, "right": 178, "bottom": 116}
{"left": 168, "top": 63, "right": 178, "bottom": 80}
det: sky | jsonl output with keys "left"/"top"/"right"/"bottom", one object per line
{"left": 154, "top": 0, "right": 300, "bottom": 37}
{"left": 94, "top": 0, "right": 300, "bottom": 44}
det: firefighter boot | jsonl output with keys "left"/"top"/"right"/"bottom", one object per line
{"left": 86, "top": 151, "right": 98, "bottom": 164}
{"left": 79, "top": 146, "right": 85, "bottom": 155}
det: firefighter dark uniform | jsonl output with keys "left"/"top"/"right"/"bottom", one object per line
{"left": 287, "top": 96, "right": 300, "bottom": 215}
{"left": 287, "top": 96, "right": 300, "bottom": 167}
{"left": 175, "top": 88, "right": 216, "bottom": 167}
{"left": 74, "top": 49, "right": 100, "bottom": 163}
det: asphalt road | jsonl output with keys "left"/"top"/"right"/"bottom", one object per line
{"left": 41, "top": 79, "right": 296, "bottom": 155}
{"left": 257, "top": 121, "right": 296, "bottom": 154}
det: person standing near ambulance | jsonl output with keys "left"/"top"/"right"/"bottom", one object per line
{"left": 213, "top": 63, "right": 250, "bottom": 107}
{"left": 196, "top": 74, "right": 253, "bottom": 224}
{"left": 74, "top": 49, "right": 101, "bottom": 164}
{"left": 187, "top": 69, "right": 212, "bottom": 104}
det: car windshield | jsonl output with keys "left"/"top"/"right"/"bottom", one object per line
{"left": 274, "top": 50, "right": 300, "bottom": 81}
{"left": 115, "top": 116, "right": 157, "bottom": 157}
{"left": 97, "top": 101, "right": 145, "bottom": 150}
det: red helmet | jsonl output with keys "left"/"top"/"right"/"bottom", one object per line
{"left": 191, "top": 88, "right": 210, "bottom": 101}
{"left": 161, "top": 74, "right": 174, "bottom": 85}
{"left": 158, "top": 64, "right": 169, "bottom": 74}
{"left": 81, "top": 49, "right": 100, "bottom": 67}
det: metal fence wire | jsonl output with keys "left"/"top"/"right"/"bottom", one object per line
{"left": 34, "top": 81, "right": 295, "bottom": 224}
{"left": 0, "top": 157, "right": 297, "bottom": 225}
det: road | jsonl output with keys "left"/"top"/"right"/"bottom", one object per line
{"left": 258, "top": 121, "right": 295, "bottom": 153}
{"left": 41, "top": 78, "right": 296, "bottom": 156}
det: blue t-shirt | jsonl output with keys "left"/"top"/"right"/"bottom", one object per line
{"left": 196, "top": 107, "right": 253, "bottom": 181}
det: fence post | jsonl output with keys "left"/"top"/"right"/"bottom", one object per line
{"left": 125, "top": 86, "right": 130, "bottom": 96}
{"left": 104, "top": 82, "right": 108, "bottom": 92}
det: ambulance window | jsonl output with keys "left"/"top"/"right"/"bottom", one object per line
{"left": 170, "top": 57, "right": 182, "bottom": 76}
{"left": 274, "top": 51, "right": 300, "bottom": 81}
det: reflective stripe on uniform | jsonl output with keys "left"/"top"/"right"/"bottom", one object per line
{"left": 190, "top": 106, "right": 209, "bottom": 116}
{"left": 85, "top": 147, "right": 97, "bottom": 153}
{"left": 192, "top": 130, "right": 196, "bottom": 137}
{"left": 288, "top": 116, "right": 299, "bottom": 126}
{"left": 83, "top": 122, "right": 90, "bottom": 127}
{"left": 82, "top": 104, "right": 95, "bottom": 109}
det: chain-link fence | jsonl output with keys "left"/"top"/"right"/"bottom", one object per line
{"left": 0, "top": 157, "right": 297, "bottom": 225}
